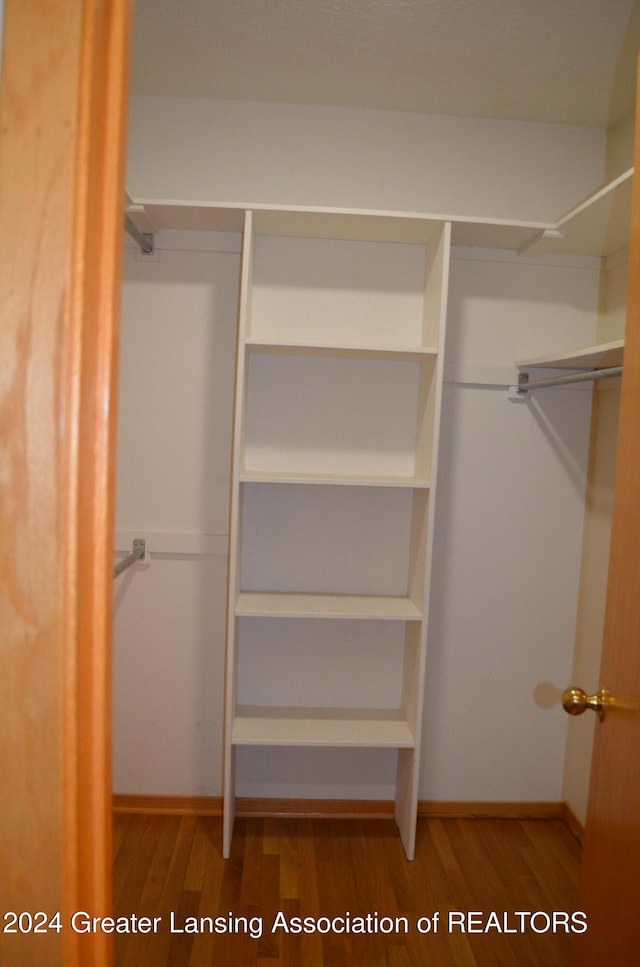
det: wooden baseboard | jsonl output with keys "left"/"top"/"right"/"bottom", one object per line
{"left": 560, "top": 801, "right": 584, "bottom": 843}
{"left": 113, "top": 794, "right": 223, "bottom": 816}
{"left": 236, "top": 797, "right": 394, "bottom": 818}
{"left": 113, "top": 794, "right": 572, "bottom": 827}
{"left": 417, "top": 800, "right": 565, "bottom": 821}
{"left": 111, "top": 795, "right": 393, "bottom": 818}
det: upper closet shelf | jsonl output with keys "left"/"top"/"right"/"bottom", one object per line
{"left": 519, "top": 169, "right": 633, "bottom": 259}
{"left": 128, "top": 171, "right": 632, "bottom": 256}
{"left": 516, "top": 339, "right": 624, "bottom": 370}
{"left": 128, "top": 198, "right": 551, "bottom": 250}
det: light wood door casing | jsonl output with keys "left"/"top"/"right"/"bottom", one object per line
{"left": 571, "top": 66, "right": 640, "bottom": 964}
{"left": 0, "top": 2, "right": 131, "bottom": 965}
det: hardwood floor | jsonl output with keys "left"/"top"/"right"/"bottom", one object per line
{"left": 113, "top": 815, "right": 581, "bottom": 966}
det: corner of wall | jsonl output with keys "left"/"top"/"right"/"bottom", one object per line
{"left": 605, "top": 110, "right": 636, "bottom": 181}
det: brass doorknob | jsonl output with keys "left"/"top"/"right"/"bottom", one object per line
{"left": 561, "top": 687, "right": 607, "bottom": 721}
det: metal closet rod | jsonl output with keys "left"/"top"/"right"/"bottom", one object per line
{"left": 124, "top": 213, "right": 154, "bottom": 255}
{"left": 114, "top": 539, "right": 146, "bottom": 579}
{"left": 517, "top": 365, "right": 623, "bottom": 394}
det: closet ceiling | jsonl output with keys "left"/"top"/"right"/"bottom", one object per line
{"left": 131, "top": 0, "right": 639, "bottom": 127}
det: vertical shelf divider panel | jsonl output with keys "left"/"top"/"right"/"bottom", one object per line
{"left": 396, "top": 221, "right": 451, "bottom": 859}
{"left": 223, "top": 210, "right": 452, "bottom": 860}
{"left": 223, "top": 210, "right": 254, "bottom": 858}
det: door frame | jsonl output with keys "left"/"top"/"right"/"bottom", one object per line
{"left": 0, "top": 2, "right": 131, "bottom": 965}
{"left": 570, "top": 59, "right": 640, "bottom": 964}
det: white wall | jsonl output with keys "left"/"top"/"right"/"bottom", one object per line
{"left": 113, "top": 233, "right": 598, "bottom": 803}
{"left": 421, "top": 248, "right": 597, "bottom": 801}
{"left": 126, "top": 96, "right": 606, "bottom": 224}
{"left": 606, "top": 110, "right": 636, "bottom": 179}
{"left": 598, "top": 249, "right": 631, "bottom": 343}
{"left": 113, "top": 231, "right": 240, "bottom": 796}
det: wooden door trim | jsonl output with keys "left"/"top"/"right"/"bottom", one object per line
{"left": 63, "top": 4, "right": 132, "bottom": 964}
{"left": 0, "top": 2, "right": 131, "bottom": 965}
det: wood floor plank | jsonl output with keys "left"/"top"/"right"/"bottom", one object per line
{"left": 439, "top": 819, "right": 521, "bottom": 966}
{"left": 150, "top": 817, "right": 200, "bottom": 967}
{"left": 294, "top": 820, "right": 324, "bottom": 967}
{"left": 240, "top": 817, "right": 265, "bottom": 908}
{"left": 117, "top": 815, "right": 181, "bottom": 967}
{"left": 411, "top": 820, "right": 480, "bottom": 966}
{"left": 111, "top": 811, "right": 130, "bottom": 860}
{"left": 186, "top": 820, "right": 226, "bottom": 967}
{"left": 313, "top": 820, "right": 357, "bottom": 967}
{"left": 276, "top": 819, "right": 300, "bottom": 901}
{"left": 261, "top": 816, "right": 282, "bottom": 857}
{"left": 113, "top": 814, "right": 580, "bottom": 966}
{"left": 183, "top": 816, "right": 215, "bottom": 892}
{"left": 113, "top": 814, "right": 153, "bottom": 910}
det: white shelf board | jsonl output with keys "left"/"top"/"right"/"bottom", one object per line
{"left": 450, "top": 219, "right": 553, "bottom": 250}
{"left": 516, "top": 339, "right": 624, "bottom": 370}
{"left": 126, "top": 202, "right": 246, "bottom": 234}
{"left": 131, "top": 197, "right": 549, "bottom": 250}
{"left": 245, "top": 338, "right": 437, "bottom": 362}
{"left": 240, "top": 470, "right": 430, "bottom": 489}
{"left": 232, "top": 706, "right": 415, "bottom": 747}
{"left": 236, "top": 591, "right": 423, "bottom": 620}
{"left": 519, "top": 169, "right": 633, "bottom": 258}
{"left": 251, "top": 208, "right": 445, "bottom": 244}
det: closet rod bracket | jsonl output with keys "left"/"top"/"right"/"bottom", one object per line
{"left": 140, "top": 233, "right": 155, "bottom": 256}
{"left": 124, "top": 213, "right": 155, "bottom": 255}
{"left": 114, "top": 538, "right": 148, "bottom": 579}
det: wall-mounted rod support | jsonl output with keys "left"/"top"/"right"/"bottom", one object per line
{"left": 114, "top": 539, "right": 146, "bottom": 579}
{"left": 124, "top": 214, "right": 154, "bottom": 255}
{"left": 517, "top": 365, "right": 622, "bottom": 394}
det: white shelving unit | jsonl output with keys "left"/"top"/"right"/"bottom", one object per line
{"left": 223, "top": 208, "right": 451, "bottom": 859}
{"left": 123, "top": 173, "right": 632, "bottom": 859}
